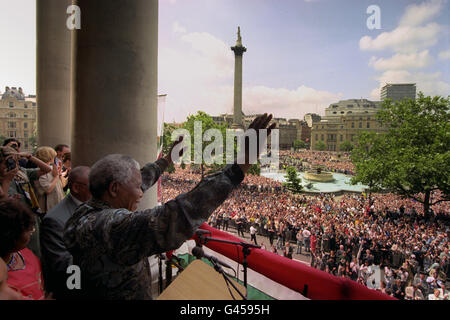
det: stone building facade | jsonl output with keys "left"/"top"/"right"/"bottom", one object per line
{"left": 310, "top": 99, "right": 386, "bottom": 151}
{"left": 0, "top": 87, "right": 37, "bottom": 152}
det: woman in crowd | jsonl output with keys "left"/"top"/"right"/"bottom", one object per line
{"left": 0, "top": 198, "right": 46, "bottom": 299}
{"left": 0, "top": 146, "right": 52, "bottom": 259}
{"left": 33, "top": 146, "right": 66, "bottom": 215}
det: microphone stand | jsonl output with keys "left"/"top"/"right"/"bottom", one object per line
{"left": 158, "top": 254, "right": 165, "bottom": 294}
{"left": 209, "top": 259, "right": 247, "bottom": 300}
{"left": 200, "top": 236, "right": 260, "bottom": 299}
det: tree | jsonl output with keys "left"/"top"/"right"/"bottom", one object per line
{"left": 351, "top": 131, "right": 387, "bottom": 205}
{"left": 351, "top": 93, "right": 450, "bottom": 215}
{"left": 0, "top": 135, "right": 6, "bottom": 146}
{"left": 293, "top": 139, "right": 307, "bottom": 150}
{"left": 315, "top": 141, "right": 326, "bottom": 151}
{"left": 283, "top": 166, "right": 303, "bottom": 194}
{"left": 182, "top": 111, "right": 228, "bottom": 178}
{"left": 340, "top": 140, "right": 354, "bottom": 152}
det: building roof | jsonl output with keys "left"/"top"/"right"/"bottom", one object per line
{"left": 1, "top": 87, "right": 26, "bottom": 101}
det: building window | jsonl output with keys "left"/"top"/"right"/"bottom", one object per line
{"left": 24, "top": 141, "right": 29, "bottom": 149}
{"left": 9, "top": 131, "right": 16, "bottom": 138}
{"left": 24, "top": 122, "right": 28, "bottom": 129}
{"left": 321, "top": 134, "right": 324, "bottom": 141}
{"left": 24, "top": 104, "right": 28, "bottom": 108}
{"left": 9, "top": 102, "right": 14, "bottom": 108}
{"left": 9, "top": 113, "right": 16, "bottom": 118}
{"left": 24, "top": 131, "right": 28, "bottom": 138}
{"left": 315, "top": 134, "right": 318, "bottom": 141}
{"left": 359, "top": 122, "right": 362, "bottom": 128}
{"left": 351, "top": 122, "right": 355, "bottom": 128}
{"left": 24, "top": 113, "right": 28, "bottom": 118}
{"left": 8, "top": 122, "right": 16, "bottom": 129}
{"left": 367, "top": 122, "right": 370, "bottom": 128}
{"left": 340, "top": 135, "right": 343, "bottom": 141}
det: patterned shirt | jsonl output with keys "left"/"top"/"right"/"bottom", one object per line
{"left": 64, "top": 160, "right": 244, "bottom": 300}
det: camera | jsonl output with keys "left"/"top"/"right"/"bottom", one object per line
{"left": 6, "top": 157, "right": 17, "bottom": 171}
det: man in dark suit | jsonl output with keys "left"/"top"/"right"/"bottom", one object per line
{"left": 40, "top": 166, "right": 91, "bottom": 299}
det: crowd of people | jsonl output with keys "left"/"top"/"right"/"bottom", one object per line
{"left": 0, "top": 135, "right": 448, "bottom": 300}
{"left": 162, "top": 166, "right": 450, "bottom": 300}
{"left": 279, "top": 150, "right": 355, "bottom": 175}
{"left": 0, "top": 139, "right": 91, "bottom": 300}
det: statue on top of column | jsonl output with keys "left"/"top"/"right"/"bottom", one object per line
{"left": 236, "top": 26, "right": 242, "bottom": 46}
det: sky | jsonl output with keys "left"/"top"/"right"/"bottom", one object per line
{"left": 0, "top": 0, "right": 449, "bottom": 123}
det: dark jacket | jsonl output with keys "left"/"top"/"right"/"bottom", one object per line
{"left": 64, "top": 161, "right": 244, "bottom": 300}
{"left": 40, "top": 193, "right": 80, "bottom": 298}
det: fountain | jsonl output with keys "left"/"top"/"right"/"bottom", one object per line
{"left": 303, "top": 166, "right": 335, "bottom": 182}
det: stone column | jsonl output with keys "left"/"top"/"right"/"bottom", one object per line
{"left": 231, "top": 27, "right": 247, "bottom": 129}
{"left": 37, "top": 0, "right": 73, "bottom": 148}
{"left": 72, "top": 0, "right": 159, "bottom": 208}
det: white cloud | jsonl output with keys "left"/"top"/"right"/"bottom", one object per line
{"left": 368, "top": 50, "right": 434, "bottom": 71}
{"left": 370, "top": 70, "right": 450, "bottom": 100}
{"left": 359, "top": 23, "right": 441, "bottom": 53}
{"left": 159, "top": 26, "right": 341, "bottom": 122}
{"left": 243, "top": 86, "right": 342, "bottom": 119}
{"left": 399, "top": 0, "right": 444, "bottom": 27}
{"left": 438, "top": 49, "right": 450, "bottom": 60}
{"left": 360, "top": 0, "right": 445, "bottom": 53}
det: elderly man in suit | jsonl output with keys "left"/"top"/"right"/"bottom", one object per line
{"left": 40, "top": 166, "right": 91, "bottom": 299}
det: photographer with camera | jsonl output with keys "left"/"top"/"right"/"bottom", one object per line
{"left": 0, "top": 146, "right": 52, "bottom": 259}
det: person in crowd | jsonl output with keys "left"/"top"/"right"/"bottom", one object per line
{"left": 63, "top": 114, "right": 275, "bottom": 299}
{"left": 428, "top": 288, "right": 445, "bottom": 300}
{"left": 0, "top": 146, "right": 52, "bottom": 259}
{"left": 0, "top": 257, "right": 22, "bottom": 300}
{"left": 283, "top": 242, "right": 293, "bottom": 259}
{"left": 61, "top": 152, "right": 71, "bottom": 193}
{"left": 0, "top": 199, "right": 47, "bottom": 299}
{"left": 236, "top": 214, "right": 246, "bottom": 238}
{"left": 2, "top": 138, "right": 27, "bottom": 167}
{"left": 295, "top": 229, "right": 303, "bottom": 255}
{"left": 54, "top": 144, "right": 70, "bottom": 168}
{"left": 250, "top": 223, "right": 258, "bottom": 245}
{"left": 302, "top": 227, "right": 311, "bottom": 254}
{"left": 223, "top": 211, "right": 230, "bottom": 231}
{"left": 40, "top": 166, "right": 91, "bottom": 299}
{"left": 33, "top": 147, "right": 66, "bottom": 215}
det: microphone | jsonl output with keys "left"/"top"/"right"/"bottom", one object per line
{"left": 192, "top": 246, "right": 233, "bottom": 270}
{"left": 195, "top": 229, "right": 212, "bottom": 236}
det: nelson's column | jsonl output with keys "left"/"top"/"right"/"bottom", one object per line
{"left": 231, "top": 27, "right": 247, "bottom": 129}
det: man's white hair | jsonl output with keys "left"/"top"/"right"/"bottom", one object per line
{"left": 89, "top": 154, "right": 140, "bottom": 198}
